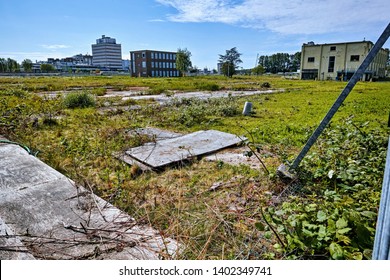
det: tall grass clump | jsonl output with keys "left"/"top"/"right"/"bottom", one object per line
{"left": 63, "top": 91, "right": 96, "bottom": 109}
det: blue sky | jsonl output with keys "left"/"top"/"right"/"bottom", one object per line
{"left": 0, "top": 0, "right": 389, "bottom": 70}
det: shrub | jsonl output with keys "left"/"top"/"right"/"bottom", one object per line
{"left": 91, "top": 88, "right": 107, "bottom": 96}
{"left": 259, "top": 120, "right": 388, "bottom": 259}
{"left": 4, "top": 88, "right": 28, "bottom": 98}
{"left": 63, "top": 91, "right": 96, "bottom": 109}
{"left": 198, "top": 83, "right": 220, "bottom": 91}
{"left": 261, "top": 82, "right": 271, "bottom": 88}
{"left": 148, "top": 87, "right": 166, "bottom": 95}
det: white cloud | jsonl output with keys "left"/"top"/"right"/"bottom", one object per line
{"left": 155, "top": 0, "right": 389, "bottom": 35}
{"left": 41, "top": 44, "right": 71, "bottom": 50}
{"left": 148, "top": 19, "right": 166, "bottom": 22}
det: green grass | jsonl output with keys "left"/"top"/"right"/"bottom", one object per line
{"left": 0, "top": 75, "right": 389, "bottom": 260}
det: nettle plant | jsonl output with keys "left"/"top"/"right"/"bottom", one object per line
{"left": 262, "top": 119, "right": 388, "bottom": 259}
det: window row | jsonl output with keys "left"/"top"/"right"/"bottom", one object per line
{"left": 151, "top": 62, "right": 176, "bottom": 69}
{"left": 152, "top": 70, "right": 180, "bottom": 77}
{"left": 150, "top": 52, "right": 176, "bottom": 60}
{"left": 307, "top": 55, "right": 360, "bottom": 63}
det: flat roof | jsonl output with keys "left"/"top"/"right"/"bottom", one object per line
{"left": 130, "top": 49, "right": 177, "bottom": 53}
{"left": 303, "top": 40, "right": 374, "bottom": 46}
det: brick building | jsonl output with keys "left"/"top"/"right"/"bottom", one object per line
{"left": 130, "top": 50, "right": 180, "bottom": 77}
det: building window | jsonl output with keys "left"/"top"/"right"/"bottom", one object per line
{"left": 151, "top": 52, "right": 154, "bottom": 59}
{"left": 142, "top": 52, "right": 145, "bottom": 58}
{"left": 142, "top": 61, "right": 146, "bottom": 68}
{"left": 328, "top": 56, "right": 335, "bottom": 72}
{"left": 151, "top": 62, "right": 155, "bottom": 68}
{"left": 308, "top": 57, "right": 315, "bottom": 63}
{"left": 330, "top": 46, "right": 336, "bottom": 51}
{"left": 350, "top": 55, "right": 360, "bottom": 62}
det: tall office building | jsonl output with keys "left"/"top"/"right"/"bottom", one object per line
{"left": 92, "top": 35, "right": 122, "bottom": 70}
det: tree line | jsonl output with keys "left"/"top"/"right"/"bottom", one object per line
{"left": 0, "top": 58, "right": 21, "bottom": 72}
{"left": 0, "top": 58, "right": 56, "bottom": 72}
{"left": 258, "top": 52, "right": 301, "bottom": 73}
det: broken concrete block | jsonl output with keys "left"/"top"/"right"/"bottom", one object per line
{"left": 125, "top": 130, "right": 245, "bottom": 169}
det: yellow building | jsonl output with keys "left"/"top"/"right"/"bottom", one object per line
{"left": 300, "top": 41, "right": 389, "bottom": 80}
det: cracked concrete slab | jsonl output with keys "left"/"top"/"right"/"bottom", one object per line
{"left": 125, "top": 130, "right": 245, "bottom": 169}
{"left": 0, "top": 140, "right": 179, "bottom": 260}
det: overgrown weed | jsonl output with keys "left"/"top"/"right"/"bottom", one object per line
{"left": 1, "top": 75, "right": 389, "bottom": 259}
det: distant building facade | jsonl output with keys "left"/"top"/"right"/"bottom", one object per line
{"left": 92, "top": 35, "right": 122, "bottom": 70}
{"left": 130, "top": 50, "right": 179, "bottom": 77}
{"left": 300, "top": 41, "right": 389, "bottom": 80}
{"left": 122, "top": 59, "right": 130, "bottom": 72}
{"left": 45, "top": 54, "right": 94, "bottom": 72}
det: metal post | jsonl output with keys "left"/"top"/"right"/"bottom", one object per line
{"left": 289, "top": 23, "right": 390, "bottom": 171}
{"left": 373, "top": 136, "right": 390, "bottom": 260}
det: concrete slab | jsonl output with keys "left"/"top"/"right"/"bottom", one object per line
{"left": 0, "top": 141, "right": 179, "bottom": 259}
{"left": 127, "top": 127, "right": 183, "bottom": 142}
{"left": 204, "top": 146, "right": 265, "bottom": 169}
{"left": 125, "top": 130, "right": 245, "bottom": 169}
{"left": 0, "top": 217, "right": 35, "bottom": 260}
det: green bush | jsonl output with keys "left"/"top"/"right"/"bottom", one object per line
{"left": 260, "top": 120, "right": 388, "bottom": 259}
{"left": 4, "top": 88, "right": 28, "bottom": 98}
{"left": 90, "top": 87, "right": 107, "bottom": 96}
{"left": 168, "top": 97, "right": 239, "bottom": 127}
{"left": 198, "top": 83, "right": 220, "bottom": 91}
{"left": 63, "top": 91, "right": 96, "bottom": 109}
{"left": 261, "top": 82, "right": 271, "bottom": 88}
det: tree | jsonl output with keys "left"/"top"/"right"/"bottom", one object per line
{"left": 6, "top": 58, "right": 19, "bottom": 72}
{"left": 0, "top": 58, "right": 7, "bottom": 72}
{"left": 176, "top": 48, "right": 192, "bottom": 76}
{"left": 290, "top": 52, "right": 301, "bottom": 72}
{"left": 218, "top": 47, "right": 242, "bottom": 77}
{"left": 22, "top": 59, "right": 33, "bottom": 72}
{"left": 40, "top": 63, "right": 56, "bottom": 72}
{"left": 252, "top": 65, "right": 265, "bottom": 76}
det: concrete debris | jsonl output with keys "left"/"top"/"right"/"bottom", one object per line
{"left": 205, "top": 146, "right": 272, "bottom": 170}
{"left": 0, "top": 140, "right": 179, "bottom": 260}
{"left": 125, "top": 130, "right": 246, "bottom": 169}
{"left": 124, "top": 89, "right": 284, "bottom": 105}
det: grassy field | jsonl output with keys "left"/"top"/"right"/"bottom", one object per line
{"left": 1, "top": 75, "right": 389, "bottom": 259}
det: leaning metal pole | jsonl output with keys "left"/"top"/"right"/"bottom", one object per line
{"left": 373, "top": 136, "right": 390, "bottom": 260}
{"left": 288, "top": 22, "right": 390, "bottom": 171}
